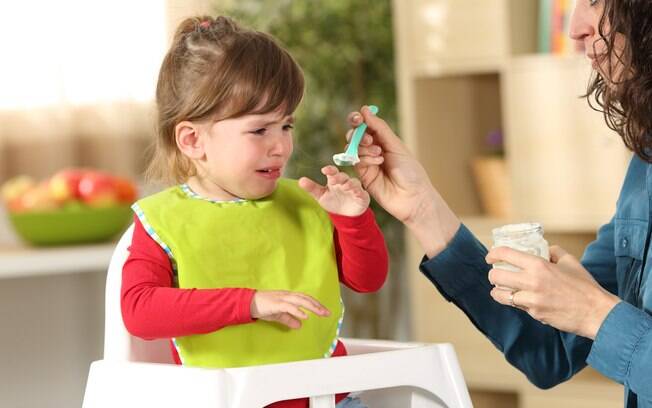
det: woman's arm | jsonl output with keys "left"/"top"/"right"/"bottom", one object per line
{"left": 346, "top": 106, "right": 461, "bottom": 258}
{"left": 347, "top": 106, "right": 648, "bottom": 390}
{"left": 420, "top": 223, "right": 595, "bottom": 388}
{"left": 588, "top": 301, "right": 652, "bottom": 399}
{"left": 582, "top": 219, "right": 652, "bottom": 399}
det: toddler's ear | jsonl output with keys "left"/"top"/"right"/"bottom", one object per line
{"left": 175, "top": 121, "right": 204, "bottom": 159}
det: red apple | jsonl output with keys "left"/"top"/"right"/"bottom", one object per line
{"left": 78, "top": 171, "right": 120, "bottom": 208}
{"left": 113, "top": 177, "right": 138, "bottom": 204}
{"left": 48, "top": 168, "right": 85, "bottom": 203}
{"left": 6, "top": 196, "right": 28, "bottom": 212}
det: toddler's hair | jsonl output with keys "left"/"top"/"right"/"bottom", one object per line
{"left": 147, "top": 16, "right": 305, "bottom": 184}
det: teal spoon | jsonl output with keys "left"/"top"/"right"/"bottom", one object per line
{"left": 333, "top": 105, "right": 379, "bottom": 166}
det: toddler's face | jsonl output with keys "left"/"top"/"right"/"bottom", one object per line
{"left": 198, "top": 108, "right": 294, "bottom": 200}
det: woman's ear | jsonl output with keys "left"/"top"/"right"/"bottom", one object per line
{"left": 175, "top": 121, "right": 205, "bottom": 160}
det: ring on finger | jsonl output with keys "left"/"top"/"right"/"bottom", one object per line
{"left": 508, "top": 290, "right": 518, "bottom": 307}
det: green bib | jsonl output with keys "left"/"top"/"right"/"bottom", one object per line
{"left": 133, "top": 179, "right": 344, "bottom": 368}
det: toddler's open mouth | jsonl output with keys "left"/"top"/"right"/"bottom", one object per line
{"left": 256, "top": 168, "right": 282, "bottom": 179}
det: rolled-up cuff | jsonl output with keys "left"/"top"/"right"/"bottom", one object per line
{"left": 587, "top": 301, "right": 652, "bottom": 383}
{"left": 419, "top": 224, "right": 491, "bottom": 301}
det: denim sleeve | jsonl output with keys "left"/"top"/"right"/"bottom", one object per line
{"left": 587, "top": 301, "right": 652, "bottom": 399}
{"left": 420, "top": 224, "right": 593, "bottom": 389}
{"left": 582, "top": 219, "right": 652, "bottom": 398}
{"left": 581, "top": 217, "right": 618, "bottom": 295}
{"left": 581, "top": 216, "right": 652, "bottom": 398}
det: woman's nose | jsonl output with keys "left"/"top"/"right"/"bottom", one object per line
{"left": 569, "top": 4, "right": 595, "bottom": 42}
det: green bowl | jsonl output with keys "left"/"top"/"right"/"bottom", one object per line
{"left": 8, "top": 205, "right": 133, "bottom": 246}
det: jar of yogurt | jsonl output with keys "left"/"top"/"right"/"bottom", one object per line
{"left": 491, "top": 222, "right": 549, "bottom": 272}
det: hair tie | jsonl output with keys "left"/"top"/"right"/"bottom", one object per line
{"left": 199, "top": 20, "right": 211, "bottom": 29}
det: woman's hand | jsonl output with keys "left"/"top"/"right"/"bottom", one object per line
{"left": 346, "top": 106, "right": 433, "bottom": 224}
{"left": 250, "top": 290, "right": 331, "bottom": 329}
{"left": 486, "top": 245, "right": 620, "bottom": 339}
{"left": 346, "top": 106, "right": 460, "bottom": 257}
{"left": 299, "top": 165, "right": 370, "bottom": 216}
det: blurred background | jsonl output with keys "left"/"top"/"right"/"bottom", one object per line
{"left": 0, "top": 0, "right": 630, "bottom": 407}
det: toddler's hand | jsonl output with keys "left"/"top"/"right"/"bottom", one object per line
{"left": 250, "top": 290, "right": 330, "bottom": 329}
{"left": 299, "top": 166, "right": 371, "bottom": 216}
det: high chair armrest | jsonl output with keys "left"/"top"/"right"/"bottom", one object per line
{"left": 84, "top": 341, "right": 471, "bottom": 408}
{"left": 228, "top": 342, "right": 469, "bottom": 407}
{"left": 340, "top": 337, "right": 431, "bottom": 354}
{"left": 83, "top": 360, "right": 230, "bottom": 408}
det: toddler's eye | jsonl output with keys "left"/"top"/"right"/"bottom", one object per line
{"left": 283, "top": 124, "right": 294, "bottom": 131}
{"left": 251, "top": 128, "right": 266, "bottom": 135}
{"left": 589, "top": 0, "right": 598, "bottom": 6}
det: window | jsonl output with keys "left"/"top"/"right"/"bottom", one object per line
{"left": 0, "top": 0, "right": 166, "bottom": 109}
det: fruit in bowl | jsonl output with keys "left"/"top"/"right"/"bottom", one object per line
{"left": 1, "top": 169, "right": 138, "bottom": 246}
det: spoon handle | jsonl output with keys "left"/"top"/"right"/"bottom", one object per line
{"left": 344, "top": 105, "right": 379, "bottom": 156}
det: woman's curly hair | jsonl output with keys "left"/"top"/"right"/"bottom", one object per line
{"left": 586, "top": 0, "right": 652, "bottom": 161}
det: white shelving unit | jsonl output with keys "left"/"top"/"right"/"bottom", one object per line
{"left": 0, "top": 208, "right": 114, "bottom": 407}
{"left": 0, "top": 243, "right": 114, "bottom": 279}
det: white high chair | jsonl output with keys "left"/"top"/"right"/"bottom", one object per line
{"left": 82, "top": 225, "right": 473, "bottom": 408}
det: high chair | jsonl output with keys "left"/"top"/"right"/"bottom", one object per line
{"left": 82, "top": 225, "right": 473, "bottom": 408}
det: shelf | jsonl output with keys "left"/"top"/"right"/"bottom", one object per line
{"left": 412, "top": 59, "right": 504, "bottom": 79}
{"left": 0, "top": 242, "right": 115, "bottom": 279}
{"left": 410, "top": 50, "right": 588, "bottom": 79}
{"left": 401, "top": 0, "right": 538, "bottom": 80}
{"left": 0, "top": 200, "right": 117, "bottom": 279}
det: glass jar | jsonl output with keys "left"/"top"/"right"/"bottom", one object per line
{"left": 491, "top": 222, "right": 549, "bottom": 272}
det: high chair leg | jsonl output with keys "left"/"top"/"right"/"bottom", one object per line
{"left": 309, "top": 395, "right": 337, "bottom": 408}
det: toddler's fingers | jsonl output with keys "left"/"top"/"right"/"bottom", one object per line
{"left": 276, "top": 313, "right": 301, "bottom": 329}
{"left": 340, "top": 179, "right": 359, "bottom": 192}
{"left": 326, "top": 170, "right": 350, "bottom": 186}
{"left": 290, "top": 294, "right": 330, "bottom": 316}
{"left": 282, "top": 303, "right": 309, "bottom": 321}
{"left": 321, "top": 165, "right": 339, "bottom": 176}
{"left": 298, "top": 177, "right": 326, "bottom": 200}
{"left": 348, "top": 178, "right": 362, "bottom": 189}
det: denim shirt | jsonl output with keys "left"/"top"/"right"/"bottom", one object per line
{"left": 420, "top": 156, "right": 652, "bottom": 407}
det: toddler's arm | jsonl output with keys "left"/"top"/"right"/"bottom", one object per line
{"left": 330, "top": 208, "right": 389, "bottom": 292}
{"left": 122, "top": 217, "right": 331, "bottom": 337}
{"left": 299, "top": 165, "right": 389, "bottom": 292}
{"left": 121, "top": 216, "right": 255, "bottom": 339}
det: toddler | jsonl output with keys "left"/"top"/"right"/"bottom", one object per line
{"left": 121, "top": 15, "right": 388, "bottom": 408}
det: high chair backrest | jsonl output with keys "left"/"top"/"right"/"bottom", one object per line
{"left": 103, "top": 224, "right": 174, "bottom": 364}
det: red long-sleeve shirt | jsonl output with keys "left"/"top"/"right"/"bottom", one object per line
{"left": 121, "top": 207, "right": 388, "bottom": 408}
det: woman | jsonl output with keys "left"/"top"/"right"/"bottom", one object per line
{"left": 347, "top": 1, "right": 651, "bottom": 406}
